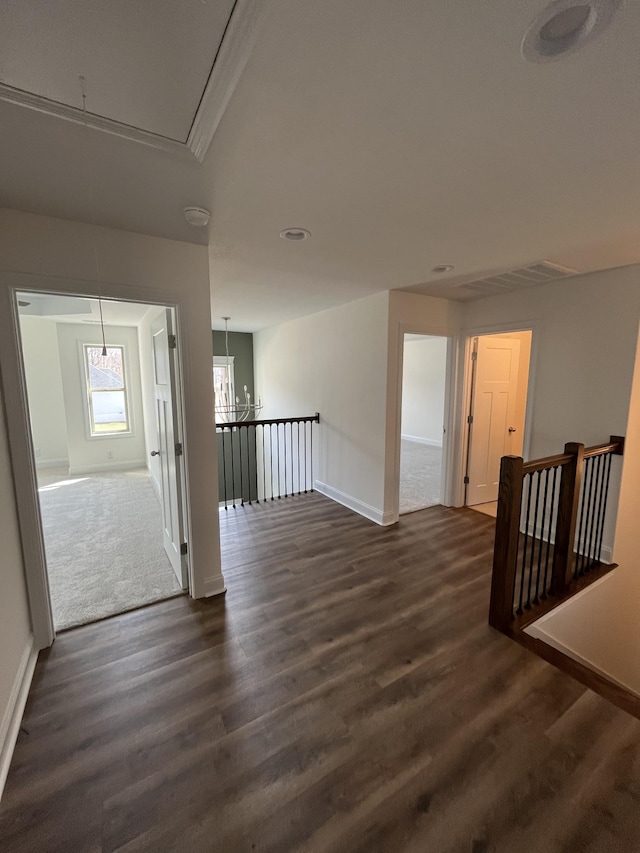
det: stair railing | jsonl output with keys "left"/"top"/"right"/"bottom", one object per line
{"left": 489, "top": 435, "right": 624, "bottom": 633}
{"left": 216, "top": 413, "right": 320, "bottom": 508}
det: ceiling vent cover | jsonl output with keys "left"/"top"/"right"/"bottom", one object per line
{"left": 455, "top": 260, "right": 578, "bottom": 296}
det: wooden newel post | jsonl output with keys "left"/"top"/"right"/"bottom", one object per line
{"left": 551, "top": 442, "right": 584, "bottom": 595}
{"left": 489, "top": 455, "right": 524, "bottom": 633}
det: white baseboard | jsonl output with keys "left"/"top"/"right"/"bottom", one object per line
{"left": 314, "top": 480, "right": 396, "bottom": 526}
{"left": 204, "top": 576, "right": 227, "bottom": 597}
{"left": 35, "top": 458, "right": 69, "bottom": 469}
{"left": 68, "top": 460, "right": 146, "bottom": 475}
{"left": 0, "top": 640, "right": 37, "bottom": 801}
{"left": 521, "top": 518, "right": 613, "bottom": 565}
{"left": 401, "top": 434, "right": 442, "bottom": 448}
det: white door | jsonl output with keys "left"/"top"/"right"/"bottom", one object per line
{"left": 151, "top": 310, "right": 188, "bottom": 588}
{"left": 466, "top": 336, "right": 521, "bottom": 506}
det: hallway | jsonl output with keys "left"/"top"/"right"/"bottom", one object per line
{"left": 2, "top": 495, "right": 639, "bottom": 852}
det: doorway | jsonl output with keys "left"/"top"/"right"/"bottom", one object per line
{"left": 399, "top": 334, "right": 448, "bottom": 514}
{"left": 16, "top": 291, "right": 187, "bottom": 631}
{"left": 465, "top": 331, "right": 532, "bottom": 517}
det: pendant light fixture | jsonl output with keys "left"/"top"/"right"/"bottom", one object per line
{"left": 79, "top": 74, "right": 108, "bottom": 359}
{"left": 214, "top": 317, "right": 263, "bottom": 423}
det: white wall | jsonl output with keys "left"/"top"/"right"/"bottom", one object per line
{"left": 18, "top": 316, "right": 68, "bottom": 465}
{"left": 462, "top": 266, "right": 640, "bottom": 457}
{"left": 401, "top": 336, "right": 447, "bottom": 445}
{"left": 56, "top": 322, "right": 146, "bottom": 474}
{"left": 0, "top": 209, "right": 223, "bottom": 609}
{"left": 0, "top": 383, "right": 35, "bottom": 796}
{"left": 254, "top": 291, "right": 391, "bottom": 523}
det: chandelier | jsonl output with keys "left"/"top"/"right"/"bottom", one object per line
{"left": 215, "top": 317, "right": 263, "bottom": 423}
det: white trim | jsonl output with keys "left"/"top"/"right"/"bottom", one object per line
{"left": 0, "top": 287, "right": 55, "bottom": 650}
{"left": 0, "top": 640, "right": 37, "bottom": 801}
{"left": 67, "top": 459, "right": 147, "bottom": 475}
{"left": 0, "top": 0, "right": 265, "bottom": 163}
{"left": 401, "top": 434, "right": 443, "bottom": 448}
{"left": 0, "top": 83, "right": 188, "bottom": 158}
{"left": 187, "top": 0, "right": 267, "bottom": 162}
{"left": 81, "top": 341, "right": 134, "bottom": 440}
{"left": 456, "top": 321, "right": 539, "bottom": 508}
{"left": 314, "top": 479, "right": 395, "bottom": 526}
{"left": 35, "top": 457, "right": 69, "bottom": 469}
{"left": 386, "top": 326, "right": 455, "bottom": 522}
{"left": 1, "top": 277, "right": 211, "bottom": 651}
{"left": 204, "top": 576, "right": 227, "bottom": 597}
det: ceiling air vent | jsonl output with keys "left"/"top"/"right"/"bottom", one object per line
{"left": 455, "top": 261, "right": 578, "bottom": 296}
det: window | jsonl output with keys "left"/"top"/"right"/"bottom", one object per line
{"left": 213, "top": 355, "right": 234, "bottom": 423}
{"left": 84, "top": 345, "right": 130, "bottom": 436}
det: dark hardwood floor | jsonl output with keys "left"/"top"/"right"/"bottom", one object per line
{"left": 2, "top": 493, "right": 640, "bottom": 852}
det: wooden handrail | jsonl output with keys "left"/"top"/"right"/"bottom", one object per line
{"left": 218, "top": 413, "right": 320, "bottom": 430}
{"left": 523, "top": 453, "right": 573, "bottom": 474}
{"left": 522, "top": 436, "right": 624, "bottom": 473}
{"left": 584, "top": 436, "right": 625, "bottom": 459}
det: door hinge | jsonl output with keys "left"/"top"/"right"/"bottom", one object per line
{"left": 464, "top": 476, "right": 470, "bottom": 485}
{"left": 175, "top": 442, "right": 183, "bottom": 456}
{"left": 168, "top": 334, "right": 177, "bottom": 349}
{"left": 471, "top": 351, "right": 477, "bottom": 361}
{"left": 467, "top": 415, "right": 474, "bottom": 425}
{"left": 180, "top": 542, "right": 188, "bottom": 556}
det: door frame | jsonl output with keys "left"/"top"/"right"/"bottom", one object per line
{"left": 455, "top": 320, "right": 539, "bottom": 508}
{"left": 0, "top": 275, "right": 193, "bottom": 649}
{"left": 388, "top": 322, "right": 458, "bottom": 522}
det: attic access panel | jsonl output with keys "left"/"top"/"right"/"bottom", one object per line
{"left": 0, "top": 0, "right": 236, "bottom": 142}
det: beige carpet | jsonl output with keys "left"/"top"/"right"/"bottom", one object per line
{"left": 400, "top": 439, "right": 442, "bottom": 515}
{"left": 37, "top": 467, "right": 183, "bottom": 631}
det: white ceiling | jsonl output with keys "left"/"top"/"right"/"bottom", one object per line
{"left": 3, "top": 1, "right": 640, "bottom": 332}
{"left": 0, "top": 0, "right": 235, "bottom": 141}
{"left": 16, "top": 292, "right": 154, "bottom": 326}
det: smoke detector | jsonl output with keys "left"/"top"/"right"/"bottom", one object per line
{"left": 521, "top": 0, "right": 620, "bottom": 63}
{"left": 184, "top": 206, "right": 211, "bottom": 227}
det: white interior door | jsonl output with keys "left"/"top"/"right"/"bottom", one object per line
{"left": 466, "top": 336, "right": 521, "bottom": 506}
{"left": 151, "top": 310, "right": 188, "bottom": 588}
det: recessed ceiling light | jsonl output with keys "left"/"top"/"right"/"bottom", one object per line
{"left": 521, "top": 0, "right": 619, "bottom": 63}
{"left": 280, "top": 228, "right": 311, "bottom": 241}
{"left": 184, "top": 206, "right": 211, "bottom": 227}
{"left": 431, "top": 264, "right": 454, "bottom": 274}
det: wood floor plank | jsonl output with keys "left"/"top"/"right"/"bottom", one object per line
{"left": 2, "top": 493, "right": 640, "bottom": 853}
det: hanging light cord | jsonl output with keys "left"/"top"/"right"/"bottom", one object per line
{"left": 98, "top": 297, "right": 107, "bottom": 357}
{"left": 223, "top": 317, "right": 231, "bottom": 398}
{"left": 79, "top": 75, "right": 107, "bottom": 356}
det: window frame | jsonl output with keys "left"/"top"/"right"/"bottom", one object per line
{"left": 213, "top": 355, "right": 235, "bottom": 425}
{"left": 82, "top": 342, "right": 133, "bottom": 439}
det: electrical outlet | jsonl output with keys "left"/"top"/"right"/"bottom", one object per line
{"left": 35, "top": 448, "right": 41, "bottom": 458}
{"left": 107, "top": 451, "right": 113, "bottom": 460}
